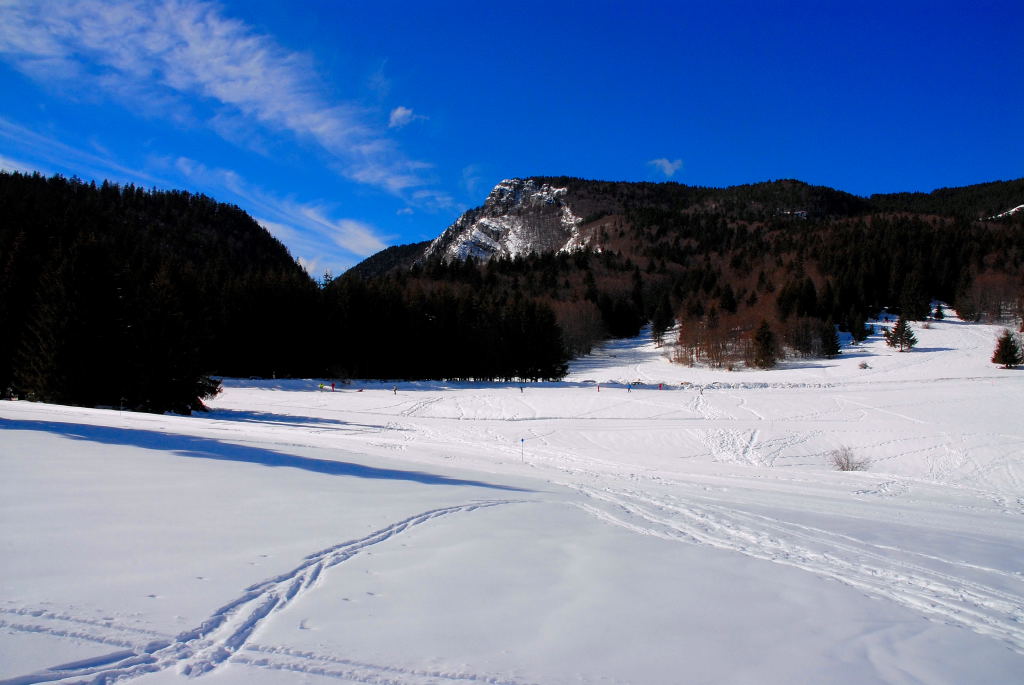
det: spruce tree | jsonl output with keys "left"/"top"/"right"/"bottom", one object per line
{"left": 751, "top": 320, "right": 779, "bottom": 368}
{"left": 821, "top": 320, "right": 841, "bottom": 358}
{"left": 991, "top": 329, "right": 1023, "bottom": 369}
{"left": 899, "top": 272, "right": 930, "bottom": 320}
{"left": 719, "top": 283, "right": 737, "bottom": 314}
{"left": 884, "top": 316, "right": 918, "bottom": 352}
{"left": 849, "top": 311, "right": 870, "bottom": 343}
{"left": 13, "top": 259, "right": 70, "bottom": 403}
{"left": 651, "top": 293, "right": 674, "bottom": 346}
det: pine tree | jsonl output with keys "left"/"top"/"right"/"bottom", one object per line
{"left": 750, "top": 320, "right": 779, "bottom": 368}
{"left": 651, "top": 293, "right": 674, "bottom": 346}
{"left": 884, "top": 316, "right": 918, "bottom": 352}
{"left": 797, "top": 277, "right": 818, "bottom": 317}
{"left": 849, "top": 311, "right": 871, "bottom": 344}
{"left": 719, "top": 283, "right": 737, "bottom": 314}
{"left": 991, "top": 329, "right": 1022, "bottom": 368}
{"left": 13, "top": 258, "right": 70, "bottom": 402}
{"left": 630, "top": 265, "right": 644, "bottom": 312}
{"left": 821, "top": 320, "right": 841, "bottom": 358}
{"left": 899, "top": 271, "right": 930, "bottom": 320}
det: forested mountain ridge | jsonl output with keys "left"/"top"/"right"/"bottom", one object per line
{"left": 353, "top": 176, "right": 1024, "bottom": 276}
{"left": 344, "top": 239, "right": 431, "bottom": 279}
{"left": 1, "top": 171, "right": 321, "bottom": 413}
{"left": 347, "top": 175, "right": 1023, "bottom": 367}
{"left": 869, "top": 178, "right": 1024, "bottom": 219}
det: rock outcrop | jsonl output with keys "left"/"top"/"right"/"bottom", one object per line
{"left": 421, "top": 178, "right": 585, "bottom": 263}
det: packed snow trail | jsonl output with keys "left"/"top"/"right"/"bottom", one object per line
{"left": 569, "top": 484, "right": 1024, "bottom": 654}
{"left": 1, "top": 501, "right": 520, "bottom": 684}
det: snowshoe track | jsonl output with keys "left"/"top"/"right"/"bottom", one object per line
{"left": 571, "top": 484, "right": 1024, "bottom": 654}
{"left": 1, "top": 500, "right": 519, "bottom": 684}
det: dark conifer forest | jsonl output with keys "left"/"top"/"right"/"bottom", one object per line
{"left": 1, "top": 172, "right": 320, "bottom": 413}
{"left": 2, "top": 171, "right": 1022, "bottom": 414}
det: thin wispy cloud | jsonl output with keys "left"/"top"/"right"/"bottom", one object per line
{"left": 368, "top": 60, "right": 392, "bottom": 97}
{"left": 648, "top": 157, "right": 683, "bottom": 178}
{"left": 347, "top": 159, "right": 432, "bottom": 193}
{"left": 0, "top": 0, "right": 434, "bottom": 199}
{"left": 461, "top": 164, "right": 483, "bottom": 197}
{"left": 173, "top": 156, "right": 389, "bottom": 273}
{"left": 0, "top": 153, "right": 44, "bottom": 175}
{"left": 412, "top": 188, "right": 459, "bottom": 212}
{"left": 0, "top": 116, "right": 164, "bottom": 185}
{"left": 0, "top": 114, "right": 387, "bottom": 275}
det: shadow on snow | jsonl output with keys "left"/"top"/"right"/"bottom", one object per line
{"left": 204, "top": 408, "right": 406, "bottom": 432}
{"left": 1, "top": 419, "right": 529, "bottom": 492}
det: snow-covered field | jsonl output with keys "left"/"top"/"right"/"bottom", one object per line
{"left": 3, "top": 316, "right": 1023, "bottom": 684}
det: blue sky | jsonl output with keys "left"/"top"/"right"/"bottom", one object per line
{"left": 1, "top": 1, "right": 1021, "bottom": 275}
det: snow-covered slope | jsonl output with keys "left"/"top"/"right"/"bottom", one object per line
{"left": 985, "top": 204, "right": 1024, "bottom": 220}
{"left": 2, "top": 315, "right": 1024, "bottom": 683}
{"left": 421, "top": 178, "right": 584, "bottom": 262}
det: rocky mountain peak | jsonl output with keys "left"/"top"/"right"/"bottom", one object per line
{"left": 485, "top": 178, "right": 567, "bottom": 211}
{"left": 421, "top": 178, "right": 584, "bottom": 263}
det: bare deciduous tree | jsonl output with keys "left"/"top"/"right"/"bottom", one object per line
{"left": 829, "top": 446, "right": 871, "bottom": 471}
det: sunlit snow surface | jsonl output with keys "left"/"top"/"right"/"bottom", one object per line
{"left": 3, "top": 315, "right": 1024, "bottom": 684}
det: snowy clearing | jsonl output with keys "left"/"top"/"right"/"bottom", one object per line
{"left": 3, "top": 315, "right": 1024, "bottom": 684}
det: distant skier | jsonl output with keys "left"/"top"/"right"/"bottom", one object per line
{"left": 331, "top": 382, "right": 335, "bottom": 392}
{"left": 392, "top": 385, "right": 397, "bottom": 395}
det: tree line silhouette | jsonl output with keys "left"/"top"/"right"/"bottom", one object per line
{"left": 2, "top": 171, "right": 1021, "bottom": 412}
{"left": 1, "top": 172, "right": 319, "bottom": 412}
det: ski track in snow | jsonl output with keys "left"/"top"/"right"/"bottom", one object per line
{"left": 399, "top": 396, "right": 443, "bottom": 418}
{"left": 5, "top": 316, "right": 1024, "bottom": 682}
{"left": 684, "top": 392, "right": 771, "bottom": 467}
{"left": 232, "top": 644, "right": 534, "bottom": 685}
{"left": 569, "top": 484, "right": 1024, "bottom": 654}
{"left": 1, "top": 501, "right": 521, "bottom": 685}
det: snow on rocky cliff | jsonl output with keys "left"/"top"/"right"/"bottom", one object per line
{"left": 422, "top": 178, "right": 584, "bottom": 262}
{"left": 985, "top": 204, "right": 1024, "bottom": 220}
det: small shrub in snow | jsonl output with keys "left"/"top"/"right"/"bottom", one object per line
{"left": 829, "top": 447, "right": 870, "bottom": 471}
